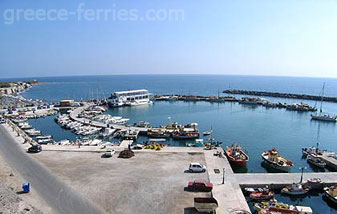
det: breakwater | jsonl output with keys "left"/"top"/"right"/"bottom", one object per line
{"left": 224, "top": 89, "right": 337, "bottom": 103}
{"left": 153, "top": 94, "right": 317, "bottom": 112}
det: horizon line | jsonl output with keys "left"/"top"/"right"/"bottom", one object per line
{"left": 1, "top": 73, "right": 337, "bottom": 80}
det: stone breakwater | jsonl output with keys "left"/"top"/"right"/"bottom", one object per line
{"left": 224, "top": 89, "right": 337, "bottom": 103}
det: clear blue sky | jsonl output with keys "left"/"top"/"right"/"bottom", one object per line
{"left": 1, "top": 0, "right": 337, "bottom": 78}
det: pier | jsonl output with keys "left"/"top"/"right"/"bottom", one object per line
{"left": 224, "top": 89, "right": 337, "bottom": 103}
{"left": 69, "top": 102, "right": 149, "bottom": 133}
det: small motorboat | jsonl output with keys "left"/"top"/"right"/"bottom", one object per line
{"left": 281, "top": 183, "right": 310, "bottom": 195}
{"left": 307, "top": 154, "right": 326, "bottom": 168}
{"left": 324, "top": 185, "right": 337, "bottom": 205}
{"left": 244, "top": 186, "right": 271, "bottom": 194}
{"left": 187, "top": 139, "right": 204, "bottom": 147}
{"left": 203, "top": 131, "right": 212, "bottom": 136}
{"left": 302, "top": 147, "right": 320, "bottom": 156}
{"left": 307, "top": 177, "right": 322, "bottom": 185}
{"left": 249, "top": 189, "right": 275, "bottom": 201}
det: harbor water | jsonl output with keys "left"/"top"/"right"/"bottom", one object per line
{"left": 20, "top": 75, "right": 337, "bottom": 174}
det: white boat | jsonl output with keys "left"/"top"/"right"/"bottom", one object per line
{"left": 20, "top": 124, "right": 32, "bottom": 129}
{"left": 307, "top": 154, "right": 326, "bottom": 168}
{"left": 203, "top": 131, "right": 212, "bottom": 136}
{"left": 38, "top": 138, "right": 54, "bottom": 144}
{"left": 36, "top": 135, "right": 52, "bottom": 140}
{"left": 25, "top": 129, "right": 41, "bottom": 136}
{"left": 311, "top": 83, "right": 337, "bottom": 122}
{"left": 89, "top": 139, "right": 103, "bottom": 146}
{"left": 107, "top": 89, "right": 152, "bottom": 107}
{"left": 101, "top": 128, "right": 116, "bottom": 137}
{"left": 261, "top": 148, "right": 293, "bottom": 172}
{"left": 281, "top": 183, "right": 310, "bottom": 195}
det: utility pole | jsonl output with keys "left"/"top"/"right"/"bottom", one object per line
{"left": 299, "top": 166, "right": 307, "bottom": 183}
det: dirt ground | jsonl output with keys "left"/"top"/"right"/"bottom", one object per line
{"left": 33, "top": 151, "right": 211, "bottom": 214}
{"left": 0, "top": 151, "right": 52, "bottom": 214}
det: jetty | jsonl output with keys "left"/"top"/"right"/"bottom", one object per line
{"left": 69, "top": 102, "right": 149, "bottom": 133}
{"left": 224, "top": 89, "right": 337, "bottom": 103}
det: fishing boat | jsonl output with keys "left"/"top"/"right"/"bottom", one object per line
{"left": 324, "top": 185, "right": 337, "bottom": 205}
{"left": 302, "top": 147, "right": 317, "bottom": 156}
{"left": 249, "top": 189, "right": 275, "bottom": 201}
{"left": 254, "top": 200, "right": 312, "bottom": 214}
{"left": 302, "top": 142, "right": 323, "bottom": 156}
{"left": 225, "top": 143, "right": 249, "bottom": 167}
{"left": 147, "top": 129, "right": 170, "bottom": 138}
{"left": 311, "top": 83, "right": 337, "bottom": 122}
{"left": 261, "top": 148, "right": 293, "bottom": 172}
{"left": 281, "top": 183, "right": 310, "bottom": 195}
{"left": 307, "top": 153, "right": 326, "bottom": 168}
{"left": 172, "top": 123, "right": 199, "bottom": 140}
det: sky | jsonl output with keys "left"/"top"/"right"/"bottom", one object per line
{"left": 1, "top": 0, "right": 337, "bottom": 78}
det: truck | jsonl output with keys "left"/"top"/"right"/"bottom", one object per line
{"left": 194, "top": 197, "right": 218, "bottom": 214}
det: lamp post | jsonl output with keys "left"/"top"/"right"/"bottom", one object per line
{"left": 299, "top": 166, "right": 307, "bottom": 183}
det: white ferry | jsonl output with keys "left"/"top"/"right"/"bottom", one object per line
{"left": 108, "top": 89, "right": 152, "bottom": 107}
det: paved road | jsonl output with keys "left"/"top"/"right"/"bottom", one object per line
{"left": 0, "top": 125, "right": 103, "bottom": 214}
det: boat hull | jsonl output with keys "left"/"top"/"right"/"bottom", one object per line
{"left": 225, "top": 147, "right": 249, "bottom": 167}
{"left": 261, "top": 153, "right": 292, "bottom": 172}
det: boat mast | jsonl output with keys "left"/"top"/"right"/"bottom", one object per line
{"left": 320, "top": 82, "right": 325, "bottom": 113}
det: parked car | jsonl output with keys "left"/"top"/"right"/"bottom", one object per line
{"left": 104, "top": 149, "right": 115, "bottom": 158}
{"left": 188, "top": 179, "right": 213, "bottom": 192}
{"left": 189, "top": 163, "right": 206, "bottom": 173}
{"left": 194, "top": 197, "right": 218, "bottom": 214}
{"left": 28, "top": 145, "right": 42, "bottom": 153}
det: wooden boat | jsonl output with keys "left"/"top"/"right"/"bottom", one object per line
{"left": 249, "top": 190, "right": 274, "bottom": 201}
{"left": 225, "top": 143, "right": 249, "bottom": 167}
{"left": 281, "top": 183, "right": 310, "bottom": 195}
{"left": 307, "top": 154, "right": 326, "bottom": 168}
{"left": 324, "top": 185, "right": 337, "bottom": 205}
{"left": 254, "top": 200, "right": 313, "bottom": 214}
{"left": 147, "top": 129, "right": 170, "bottom": 138}
{"left": 261, "top": 148, "right": 293, "bottom": 172}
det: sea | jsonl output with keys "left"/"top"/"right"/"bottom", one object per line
{"left": 4, "top": 74, "right": 337, "bottom": 213}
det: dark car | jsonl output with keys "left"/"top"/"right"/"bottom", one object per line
{"left": 28, "top": 145, "right": 42, "bottom": 153}
{"left": 188, "top": 179, "right": 213, "bottom": 192}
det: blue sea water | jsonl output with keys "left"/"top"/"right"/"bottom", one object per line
{"left": 11, "top": 75, "right": 337, "bottom": 171}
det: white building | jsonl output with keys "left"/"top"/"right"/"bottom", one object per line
{"left": 108, "top": 89, "right": 152, "bottom": 107}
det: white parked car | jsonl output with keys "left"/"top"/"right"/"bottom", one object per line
{"left": 189, "top": 163, "right": 206, "bottom": 173}
{"left": 104, "top": 149, "right": 116, "bottom": 158}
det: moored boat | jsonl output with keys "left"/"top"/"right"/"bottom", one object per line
{"left": 147, "top": 129, "right": 170, "bottom": 138}
{"left": 254, "top": 200, "right": 312, "bottom": 214}
{"left": 261, "top": 148, "right": 293, "bottom": 172}
{"left": 324, "top": 185, "right": 337, "bottom": 205}
{"left": 225, "top": 143, "right": 249, "bottom": 167}
{"left": 249, "top": 189, "right": 275, "bottom": 201}
{"left": 281, "top": 183, "right": 310, "bottom": 196}
{"left": 307, "top": 153, "right": 326, "bottom": 168}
